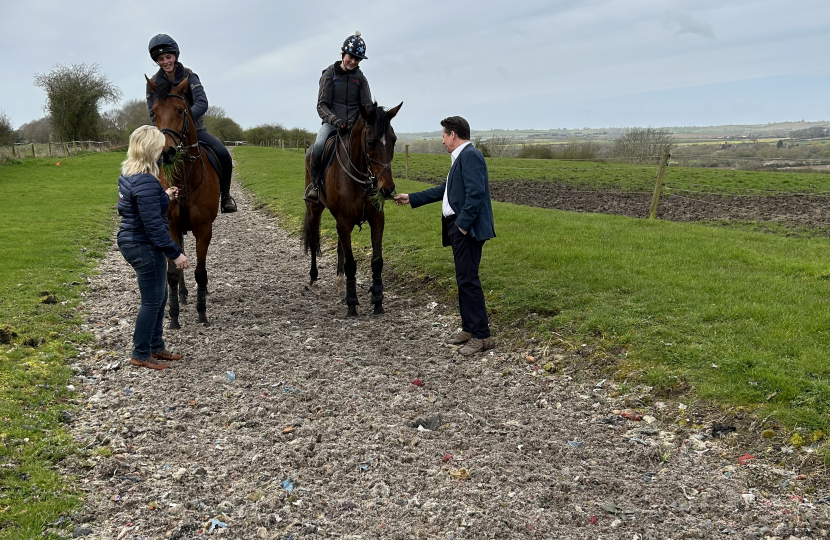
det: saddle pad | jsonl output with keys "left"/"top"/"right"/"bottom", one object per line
{"left": 199, "top": 142, "right": 222, "bottom": 178}
{"left": 321, "top": 135, "right": 337, "bottom": 179}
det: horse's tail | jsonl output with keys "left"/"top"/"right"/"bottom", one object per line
{"left": 302, "top": 208, "right": 322, "bottom": 257}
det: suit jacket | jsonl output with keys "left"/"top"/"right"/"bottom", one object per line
{"left": 409, "top": 144, "right": 496, "bottom": 245}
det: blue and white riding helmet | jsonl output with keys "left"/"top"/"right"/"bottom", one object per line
{"left": 341, "top": 31, "right": 367, "bottom": 60}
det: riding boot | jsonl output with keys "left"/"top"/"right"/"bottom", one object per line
{"left": 304, "top": 155, "right": 322, "bottom": 203}
{"left": 219, "top": 173, "right": 237, "bottom": 213}
{"left": 221, "top": 193, "right": 238, "bottom": 213}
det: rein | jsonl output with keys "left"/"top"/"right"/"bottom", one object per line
{"left": 160, "top": 93, "right": 207, "bottom": 199}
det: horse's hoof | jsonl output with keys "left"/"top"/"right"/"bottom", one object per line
{"left": 373, "top": 306, "right": 385, "bottom": 317}
{"left": 347, "top": 308, "right": 358, "bottom": 318}
{"left": 169, "top": 319, "right": 181, "bottom": 330}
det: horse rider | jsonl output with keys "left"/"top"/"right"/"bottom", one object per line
{"left": 305, "top": 31, "right": 374, "bottom": 203}
{"left": 146, "top": 34, "right": 237, "bottom": 214}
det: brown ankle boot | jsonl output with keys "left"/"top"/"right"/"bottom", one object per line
{"left": 130, "top": 358, "right": 169, "bottom": 370}
{"left": 152, "top": 349, "right": 182, "bottom": 361}
{"left": 446, "top": 331, "right": 471, "bottom": 345}
{"left": 459, "top": 337, "right": 494, "bottom": 357}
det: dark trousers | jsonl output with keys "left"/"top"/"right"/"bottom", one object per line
{"left": 445, "top": 216, "right": 490, "bottom": 339}
{"left": 119, "top": 243, "right": 169, "bottom": 360}
{"left": 197, "top": 130, "right": 233, "bottom": 196}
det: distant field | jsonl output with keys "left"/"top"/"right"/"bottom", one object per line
{"left": 392, "top": 153, "right": 830, "bottom": 194}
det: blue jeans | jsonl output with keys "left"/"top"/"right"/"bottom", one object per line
{"left": 312, "top": 123, "right": 337, "bottom": 157}
{"left": 119, "top": 243, "right": 169, "bottom": 360}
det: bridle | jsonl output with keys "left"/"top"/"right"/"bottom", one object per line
{"left": 158, "top": 93, "right": 206, "bottom": 199}
{"left": 335, "top": 121, "right": 393, "bottom": 195}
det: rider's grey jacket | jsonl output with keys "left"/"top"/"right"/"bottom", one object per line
{"left": 146, "top": 63, "right": 208, "bottom": 132}
{"left": 317, "top": 61, "right": 372, "bottom": 127}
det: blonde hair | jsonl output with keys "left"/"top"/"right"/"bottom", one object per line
{"left": 121, "top": 125, "right": 166, "bottom": 177}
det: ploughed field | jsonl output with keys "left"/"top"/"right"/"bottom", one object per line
{"left": 392, "top": 153, "right": 830, "bottom": 231}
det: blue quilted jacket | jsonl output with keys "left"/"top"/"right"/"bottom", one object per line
{"left": 117, "top": 173, "right": 181, "bottom": 259}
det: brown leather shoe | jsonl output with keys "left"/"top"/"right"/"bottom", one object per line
{"left": 459, "top": 337, "right": 494, "bottom": 357}
{"left": 446, "top": 331, "right": 471, "bottom": 345}
{"left": 130, "top": 357, "right": 169, "bottom": 370}
{"left": 152, "top": 349, "right": 182, "bottom": 361}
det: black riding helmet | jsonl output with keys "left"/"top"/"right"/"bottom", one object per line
{"left": 149, "top": 34, "right": 180, "bottom": 61}
{"left": 341, "top": 31, "right": 367, "bottom": 59}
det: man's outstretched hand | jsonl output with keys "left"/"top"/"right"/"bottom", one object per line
{"left": 393, "top": 193, "right": 410, "bottom": 206}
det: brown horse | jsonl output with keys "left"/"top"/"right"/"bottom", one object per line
{"left": 146, "top": 75, "right": 220, "bottom": 328}
{"left": 303, "top": 102, "right": 402, "bottom": 317}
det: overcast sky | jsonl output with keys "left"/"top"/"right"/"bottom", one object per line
{"left": 1, "top": 0, "right": 827, "bottom": 133}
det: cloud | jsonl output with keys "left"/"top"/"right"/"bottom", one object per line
{"left": 661, "top": 13, "right": 715, "bottom": 39}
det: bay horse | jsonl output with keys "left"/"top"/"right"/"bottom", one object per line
{"left": 303, "top": 102, "right": 402, "bottom": 317}
{"left": 145, "top": 75, "right": 220, "bottom": 328}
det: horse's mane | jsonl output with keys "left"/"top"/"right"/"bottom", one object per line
{"left": 152, "top": 75, "right": 173, "bottom": 104}
{"left": 369, "top": 104, "right": 392, "bottom": 143}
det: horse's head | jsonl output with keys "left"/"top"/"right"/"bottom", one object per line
{"left": 145, "top": 75, "right": 192, "bottom": 165}
{"left": 358, "top": 101, "right": 403, "bottom": 199}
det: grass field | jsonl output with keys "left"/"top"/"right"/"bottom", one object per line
{"left": 235, "top": 147, "right": 830, "bottom": 438}
{"left": 0, "top": 152, "right": 124, "bottom": 539}
{"left": 392, "top": 152, "right": 830, "bottom": 194}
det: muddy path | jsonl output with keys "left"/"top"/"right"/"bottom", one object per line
{"left": 59, "top": 168, "right": 828, "bottom": 539}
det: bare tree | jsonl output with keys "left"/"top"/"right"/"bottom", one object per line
{"left": 486, "top": 135, "right": 513, "bottom": 158}
{"left": 0, "top": 110, "right": 14, "bottom": 146}
{"left": 16, "top": 117, "right": 52, "bottom": 143}
{"left": 100, "top": 99, "right": 152, "bottom": 141}
{"left": 611, "top": 127, "right": 671, "bottom": 163}
{"left": 34, "top": 63, "right": 121, "bottom": 141}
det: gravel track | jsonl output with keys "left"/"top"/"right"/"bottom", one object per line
{"left": 60, "top": 166, "right": 829, "bottom": 539}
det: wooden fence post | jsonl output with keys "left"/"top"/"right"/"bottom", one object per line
{"left": 405, "top": 144, "right": 410, "bottom": 181}
{"left": 31, "top": 143, "right": 36, "bottom": 158}
{"left": 648, "top": 145, "right": 672, "bottom": 220}
{"left": 11, "top": 145, "right": 16, "bottom": 158}
{"left": 64, "top": 142, "right": 69, "bottom": 156}
{"left": 48, "top": 142, "right": 52, "bottom": 156}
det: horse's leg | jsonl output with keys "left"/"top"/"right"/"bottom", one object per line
{"left": 302, "top": 202, "right": 324, "bottom": 286}
{"left": 194, "top": 228, "right": 213, "bottom": 326}
{"left": 166, "top": 257, "right": 182, "bottom": 330}
{"left": 369, "top": 212, "right": 386, "bottom": 316}
{"left": 336, "top": 237, "right": 346, "bottom": 295}
{"left": 177, "top": 230, "right": 188, "bottom": 305}
{"left": 166, "top": 222, "right": 183, "bottom": 329}
{"left": 335, "top": 221, "right": 358, "bottom": 317}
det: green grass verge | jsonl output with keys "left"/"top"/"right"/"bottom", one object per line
{"left": 0, "top": 152, "right": 124, "bottom": 539}
{"left": 391, "top": 152, "right": 830, "bottom": 194}
{"left": 236, "top": 146, "right": 830, "bottom": 433}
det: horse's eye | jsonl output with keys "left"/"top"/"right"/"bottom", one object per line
{"left": 178, "top": 108, "right": 185, "bottom": 114}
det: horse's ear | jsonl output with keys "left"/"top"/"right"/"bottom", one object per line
{"left": 174, "top": 77, "right": 189, "bottom": 95}
{"left": 386, "top": 101, "right": 403, "bottom": 120}
{"left": 359, "top": 103, "right": 370, "bottom": 120}
{"left": 145, "top": 75, "right": 157, "bottom": 92}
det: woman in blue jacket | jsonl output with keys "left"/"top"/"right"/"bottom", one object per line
{"left": 118, "top": 125, "right": 190, "bottom": 370}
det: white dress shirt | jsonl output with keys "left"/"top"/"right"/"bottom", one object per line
{"left": 442, "top": 141, "right": 472, "bottom": 217}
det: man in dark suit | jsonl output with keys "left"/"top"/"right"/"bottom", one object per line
{"left": 394, "top": 116, "right": 496, "bottom": 356}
